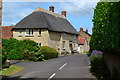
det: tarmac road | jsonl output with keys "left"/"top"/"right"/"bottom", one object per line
{"left": 2, "top": 54, "right": 95, "bottom": 80}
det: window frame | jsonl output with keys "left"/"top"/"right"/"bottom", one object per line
{"left": 62, "top": 41, "right": 66, "bottom": 49}
{"left": 19, "top": 30, "right": 22, "bottom": 36}
{"left": 26, "top": 29, "right": 34, "bottom": 36}
{"left": 38, "top": 29, "right": 41, "bottom": 36}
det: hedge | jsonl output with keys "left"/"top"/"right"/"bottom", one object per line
{"left": 0, "top": 49, "right": 7, "bottom": 64}
{"left": 40, "top": 46, "right": 58, "bottom": 59}
{"left": 90, "top": 2, "right": 120, "bottom": 55}
{"left": 2, "top": 38, "right": 43, "bottom": 61}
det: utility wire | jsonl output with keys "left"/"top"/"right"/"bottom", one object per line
{"left": 64, "top": 0, "right": 92, "bottom": 15}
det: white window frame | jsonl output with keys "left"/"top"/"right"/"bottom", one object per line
{"left": 37, "top": 43, "right": 41, "bottom": 46}
{"left": 19, "top": 30, "right": 22, "bottom": 36}
{"left": 26, "top": 29, "right": 34, "bottom": 36}
{"left": 62, "top": 41, "right": 66, "bottom": 49}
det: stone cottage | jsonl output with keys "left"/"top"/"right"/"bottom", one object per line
{"left": 12, "top": 6, "right": 78, "bottom": 54}
{"left": 78, "top": 28, "right": 91, "bottom": 53}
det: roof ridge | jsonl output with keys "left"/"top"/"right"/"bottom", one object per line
{"left": 34, "top": 7, "right": 66, "bottom": 19}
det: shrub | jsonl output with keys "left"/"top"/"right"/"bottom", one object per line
{"left": 2, "top": 50, "right": 7, "bottom": 64}
{"left": 40, "top": 46, "right": 58, "bottom": 59}
{"left": 90, "top": 50, "right": 110, "bottom": 79}
{"left": 0, "top": 49, "right": 7, "bottom": 64}
{"left": 8, "top": 50, "right": 23, "bottom": 60}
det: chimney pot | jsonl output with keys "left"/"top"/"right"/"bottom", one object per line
{"left": 92, "top": 28, "right": 94, "bottom": 33}
{"left": 86, "top": 29, "right": 88, "bottom": 33}
{"left": 62, "top": 11, "right": 66, "bottom": 17}
{"left": 80, "top": 28, "right": 83, "bottom": 31}
{"left": 49, "top": 6, "right": 54, "bottom": 12}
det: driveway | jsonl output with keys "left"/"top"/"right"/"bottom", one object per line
{"left": 2, "top": 54, "right": 95, "bottom": 80}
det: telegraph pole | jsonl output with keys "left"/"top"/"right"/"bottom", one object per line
{"left": 0, "top": 0, "right": 2, "bottom": 49}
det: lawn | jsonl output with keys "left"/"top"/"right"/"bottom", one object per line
{"left": 0, "top": 65, "right": 23, "bottom": 76}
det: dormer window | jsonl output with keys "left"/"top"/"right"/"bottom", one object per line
{"left": 26, "top": 29, "right": 34, "bottom": 36}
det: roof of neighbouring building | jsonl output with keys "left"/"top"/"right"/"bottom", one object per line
{"left": 78, "top": 36, "right": 86, "bottom": 45}
{"left": 12, "top": 7, "right": 78, "bottom": 35}
{"left": 2, "top": 26, "right": 13, "bottom": 39}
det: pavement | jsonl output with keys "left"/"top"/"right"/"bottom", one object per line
{"left": 2, "top": 54, "right": 95, "bottom": 80}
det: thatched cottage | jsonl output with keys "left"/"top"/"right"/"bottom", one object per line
{"left": 12, "top": 6, "right": 78, "bottom": 54}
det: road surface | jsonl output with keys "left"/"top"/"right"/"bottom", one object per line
{"left": 2, "top": 54, "right": 95, "bottom": 80}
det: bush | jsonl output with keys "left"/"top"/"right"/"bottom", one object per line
{"left": 7, "top": 50, "right": 23, "bottom": 60}
{"left": 0, "top": 49, "right": 7, "bottom": 64}
{"left": 90, "top": 50, "right": 110, "bottom": 79}
{"left": 40, "top": 46, "right": 58, "bottom": 59}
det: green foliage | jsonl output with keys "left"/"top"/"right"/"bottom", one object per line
{"left": 0, "top": 49, "right": 7, "bottom": 64}
{"left": 2, "top": 38, "right": 44, "bottom": 61}
{"left": 90, "top": 53, "right": 110, "bottom": 79}
{"left": 40, "top": 46, "right": 58, "bottom": 59}
{"left": 90, "top": 2, "right": 120, "bottom": 55}
{"left": 8, "top": 50, "right": 23, "bottom": 60}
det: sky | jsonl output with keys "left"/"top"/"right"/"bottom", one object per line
{"left": 2, "top": 0, "right": 100, "bottom": 34}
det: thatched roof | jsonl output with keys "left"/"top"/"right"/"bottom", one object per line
{"left": 13, "top": 7, "right": 78, "bottom": 35}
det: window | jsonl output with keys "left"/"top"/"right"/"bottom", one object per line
{"left": 26, "top": 29, "right": 34, "bottom": 36}
{"left": 37, "top": 43, "right": 41, "bottom": 46}
{"left": 63, "top": 33, "right": 66, "bottom": 36}
{"left": 62, "top": 41, "right": 65, "bottom": 49}
{"left": 38, "top": 29, "right": 41, "bottom": 36}
{"left": 74, "top": 35, "right": 76, "bottom": 39}
{"left": 19, "top": 31, "right": 22, "bottom": 36}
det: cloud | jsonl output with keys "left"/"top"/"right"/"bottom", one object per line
{"left": 2, "top": 2, "right": 43, "bottom": 26}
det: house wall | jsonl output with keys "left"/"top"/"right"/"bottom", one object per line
{"left": 78, "top": 45, "right": 84, "bottom": 53}
{"left": 48, "top": 31, "right": 78, "bottom": 54}
{"left": 13, "top": 29, "right": 78, "bottom": 54}
{"left": 60, "top": 33, "right": 78, "bottom": 53}
{"left": 78, "top": 38, "right": 89, "bottom": 53}
{"left": 83, "top": 38, "right": 89, "bottom": 52}
{"left": 13, "top": 29, "right": 49, "bottom": 46}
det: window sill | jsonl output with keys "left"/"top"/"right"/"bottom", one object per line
{"left": 38, "top": 35, "right": 41, "bottom": 37}
{"left": 25, "top": 35, "right": 34, "bottom": 37}
{"left": 63, "top": 48, "right": 66, "bottom": 50}
{"left": 18, "top": 35, "right": 22, "bottom": 37}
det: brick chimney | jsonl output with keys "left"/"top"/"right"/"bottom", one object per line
{"left": 62, "top": 11, "right": 66, "bottom": 17}
{"left": 92, "top": 28, "right": 94, "bottom": 33}
{"left": 80, "top": 28, "right": 83, "bottom": 31}
{"left": 86, "top": 29, "right": 88, "bottom": 33}
{"left": 49, "top": 6, "right": 54, "bottom": 12}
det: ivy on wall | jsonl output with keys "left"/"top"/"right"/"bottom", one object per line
{"left": 90, "top": 2, "right": 120, "bottom": 55}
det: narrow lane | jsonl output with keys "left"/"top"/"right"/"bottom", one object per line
{"left": 3, "top": 54, "right": 93, "bottom": 80}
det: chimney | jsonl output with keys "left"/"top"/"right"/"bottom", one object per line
{"left": 49, "top": 6, "right": 54, "bottom": 12}
{"left": 86, "top": 29, "right": 88, "bottom": 33}
{"left": 80, "top": 28, "right": 83, "bottom": 31}
{"left": 62, "top": 11, "right": 66, "bottom": 17}
{"left": 92, "top": 28, "right": 94, "bottom": 33}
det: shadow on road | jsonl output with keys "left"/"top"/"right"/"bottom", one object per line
{"left": 2, "top": 76, "right": 96, "bottom": 80}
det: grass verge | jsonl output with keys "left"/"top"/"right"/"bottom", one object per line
{"left": 0, "top": 65, "right": 23, "bottom": 76}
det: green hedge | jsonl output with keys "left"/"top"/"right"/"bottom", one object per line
{"left": 8, "top": 50, "right": 23, "bottom": 60}
{"left": 90, "top": 2, "right": 120, "bottom": 55}
{"left": 40, "top": 46, "right": 58, "bottom": 59}
{"left": 2, "top": 38, "right": 44, "bottom": 61}
{"left": 0, "top": 49, "right": 7, "bottom": 64}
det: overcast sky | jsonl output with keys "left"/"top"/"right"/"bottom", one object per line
{"left": 2, "top": 0, "right": 100, "bottom": 34}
